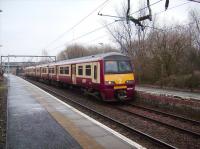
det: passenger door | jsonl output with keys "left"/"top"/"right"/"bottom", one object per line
{"left": 92, "top": 62, "right": 100, "bottom": 83}
{"left": 71, "top": 64, "right": 76, "bottom": 84}
{"left": 56, "top": 66, "right": 59, "bottom": 81}
{"left": 40, "top": 67, "right": 41, "bottom": 78}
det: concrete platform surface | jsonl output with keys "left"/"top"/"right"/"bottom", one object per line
{"left": 7, "top": 75, "right": 145, "bottom": 149}
{"left": 136, "top": 86, "right": 200, "bottom": 100}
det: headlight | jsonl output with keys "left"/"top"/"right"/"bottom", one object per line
{"left": 105, "top": 81, "right": 115, "bottom": 85}
{"left": 125, "top": 80, "right": 134, "bottom": 84}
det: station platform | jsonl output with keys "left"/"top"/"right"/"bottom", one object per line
{"left": 6, "top": 75, "right": 144, "bottom": 149}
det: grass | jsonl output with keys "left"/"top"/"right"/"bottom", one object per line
{"left": 0, "top": 80, "right": 7, "bottom": 149}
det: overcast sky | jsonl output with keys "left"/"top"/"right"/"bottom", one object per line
{"left": 0, "top": 0, "right": 199, "bottom": 59}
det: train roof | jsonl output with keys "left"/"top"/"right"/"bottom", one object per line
{"left": 48, "top": 52, "right": 125, "bottom": 66}
{"left": 36, "top": 63, "right": 49, "bottom": 68}
{"left": 24, "top": 66, "right": 35, "bottom": 69}
{"left": 25, "top": 52, "right": 128, "bottom": 68}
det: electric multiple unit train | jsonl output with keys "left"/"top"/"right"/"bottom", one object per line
{"left": 25, "top": 52, "right": 135, "bottom": 101}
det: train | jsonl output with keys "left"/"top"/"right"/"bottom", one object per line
{"left": 24, "top": 52, "right": 135, "bottom": 101}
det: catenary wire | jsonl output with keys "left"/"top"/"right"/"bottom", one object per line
{"left": 145, "top": 20, "right": 200, "bottom": 31}
{"left": 98, "top": 0, "right": 164, "bottom": 19}
{"left": 48, "top": 1, "right": 165, "bottom": 51}
{"left": 43, "top": 0, "right": 110, "bottom": 49}
{"left": 48, "top": 0, "right": 195, "bottom": 51}
{"left": 188, "top": 0, "right": 200, "bottom": 3}
{"left": 130, "top": 0, "right": 163, "bottom": 15}
{"left": 48, "top": 21, "right": 117, "bottom": 51}
{"left": 83, "top": 34, "right": 108, "bottom": 45}
{"left": 154, "top": 1, "right": 191, "bottom": 16}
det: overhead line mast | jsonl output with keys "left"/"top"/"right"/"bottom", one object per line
{"left": 49, "top": 0, "right": 199, "bottom": 52}
{"left": 126, "top": 0, "right": 152, "bottom": 30}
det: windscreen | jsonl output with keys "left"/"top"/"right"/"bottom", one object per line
{"left": 105, "top": 60, "right": 132, "bottom": 74}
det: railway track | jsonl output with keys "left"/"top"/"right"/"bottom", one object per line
{"left": 28, "top": 79, "right": 177, "bottom": 149}
{"left": 129, "top": 104, "right": 200, "bottom": 125}
{"left": 114, "top": 105, "right": 200, "bottom": 138}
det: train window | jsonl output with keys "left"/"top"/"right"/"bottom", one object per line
{"left": 85, "top": 65, "right": 91, "bottom": 76}
{"left": 94, "top": 65, "right": 97, "bottom": 79}
{"left": 105, "top": 61, "right": 132, "bottom": 74}
{"left": 60, "top": 67, "right": 64, "bottom": 74}
{"left": 105, "top": 61, "right": 118, "bottom": 73}
{"left": 118, "top": 61, "right": 132, "bottom": 73}
{"left": 59, "top": 66, "right": 68, "bottom": 74}
{"left": 49, "top": 68, "right": 54, "bottom": 74}
{"left": 78, "top": 66, "right": 83, "bottom": 75}
{"left": 64, "top": 67, "right": 69, "bottom": 74}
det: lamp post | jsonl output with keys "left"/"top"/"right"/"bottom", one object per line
{"left": 98, "top": 43, "right": 104, "bottom": 53}
{"left": 7, "top": 55, "right": 10, "bottom": 74}
{"left": 0, "top": 45, "right": 2, "bottom": 70}
{"left": 99, "top": 43, "right": 103, "bottom": 46}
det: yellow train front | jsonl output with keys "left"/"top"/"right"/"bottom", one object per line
{"left": 100, "top": 54, "right": 135, "bottom": 101}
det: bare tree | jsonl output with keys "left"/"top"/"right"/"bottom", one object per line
{"left": 106, "top": 0, "right": 151, "bottom": 57}
{"left": 106, "top": 2, "right": 136, "bottom": 56}
{"left": 57, "top": 44, "right": 89, "bottom": 60}
{"left": 189, "top": 9, "right": 200, "bottom": 50}
{"left": 57, "top": 44, "right": 118, "bottom": 61}
{"left": 87, "top": 44, "right": 118, "bottom": 55}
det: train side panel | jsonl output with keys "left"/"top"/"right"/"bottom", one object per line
{"left": 41, "top": 66, "right": 49, "bottom": 80}
{"left": 57, "top": 64, "right": 72, "bottom": 84}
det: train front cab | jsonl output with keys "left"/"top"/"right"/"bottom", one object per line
{"left": 101, "top": 55, "right": 135, "bottom": 101}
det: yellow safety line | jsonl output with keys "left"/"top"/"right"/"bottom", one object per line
{"left": 29, "top": 92, "right": 104, "bottom": 149}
